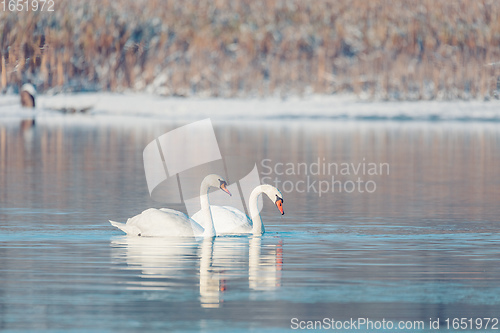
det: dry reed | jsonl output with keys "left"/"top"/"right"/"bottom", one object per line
{"left": 1, "top": 0, "right": 499, "bottom": 100}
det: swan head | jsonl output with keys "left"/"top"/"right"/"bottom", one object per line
{"left": 275, "top": 195, "right": 284, "bottom": 215}
{"left": 261, "top": 184, "right": 284, "bottom": 215}
{"left": 204, "top": 174, "right": 232, "bottom": 196}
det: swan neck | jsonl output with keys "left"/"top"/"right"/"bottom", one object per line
{"left": 200, "top": 178, "right": 215, "bottom": 237}
{"left": 249, "top": 186, "right": 265, "bottom": 235}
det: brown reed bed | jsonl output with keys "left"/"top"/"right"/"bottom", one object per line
{"left": 1, "top": 0, "right": 499, "bottom": 100}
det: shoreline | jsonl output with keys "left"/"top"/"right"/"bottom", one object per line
{"left": 1, "top": 92, "right": 500, "bottom": 124}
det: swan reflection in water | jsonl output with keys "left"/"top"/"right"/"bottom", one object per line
{"left": 110, "top": 236, "right": 283, "bottom": 308}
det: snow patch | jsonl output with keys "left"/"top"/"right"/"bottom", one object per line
{"left": 1, "top": 93, "right": 499, "bottom": 124}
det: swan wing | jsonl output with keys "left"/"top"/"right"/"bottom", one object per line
{"left": 158, "top": 208, "right": 193, "bottom": 220}
{"left": 192, "top": 206, "right": 252, "bottom": 235}
{"left": 126, "top": 208, "right": 204, "bottom": 237}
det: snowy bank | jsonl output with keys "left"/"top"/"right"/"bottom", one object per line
{"left": 1, "top": 93, "right": 500, "bottom": 124}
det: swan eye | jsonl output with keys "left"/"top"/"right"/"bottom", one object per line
{"left": 275, "top": 195, "right": 283, "bottom": 203}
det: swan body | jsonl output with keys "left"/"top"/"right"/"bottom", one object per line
{"left": 196, "top": 205, "right": 253, "bottom": 234}
{"left": 110, "top": 208, "right": 203, "bottom": 237}
{"left": 109, "top": 174, "right": 230, "bottom": 237}
{"left": 192, "top": 184, "right": 284, "bottom": 235}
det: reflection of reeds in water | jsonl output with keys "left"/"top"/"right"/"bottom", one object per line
{"left": 0, "top": 123, "right": 156, "bottom": 214}
{"left": 1, "top": 0, "right": 499, "bottom": 99}
{"left": 3, "top": 122, "right": 499, "bottom": 225}
{"left": 211, "top": 123, "right": 500, "bottom": 223}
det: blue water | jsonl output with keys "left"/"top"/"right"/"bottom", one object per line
{"left": 1, "top": 119, "right": 500, "bottom": 332}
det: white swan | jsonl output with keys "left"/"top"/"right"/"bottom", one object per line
{"left": 109, "top": 174, "right": 231, "bottom": 237}
{"left": 192, "top": 184, "right": 284, "bottom": 235}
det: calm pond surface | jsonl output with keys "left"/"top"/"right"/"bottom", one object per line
{"left": 1, "top": 117, "right": 500, "bottom": 332}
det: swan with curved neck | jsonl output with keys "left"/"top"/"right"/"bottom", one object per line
{"left": 109, "top": 174, "right": 231, "bottom": 237}
{"left": 191, "top": 184, "right": 284, "bottom": 235}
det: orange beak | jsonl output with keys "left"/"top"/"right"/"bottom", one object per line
{"left": 276, "top": 199, "right": 284, "bottom": 215}
{"left": 220, "top": 183, "right": 231, "bottom": 196}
